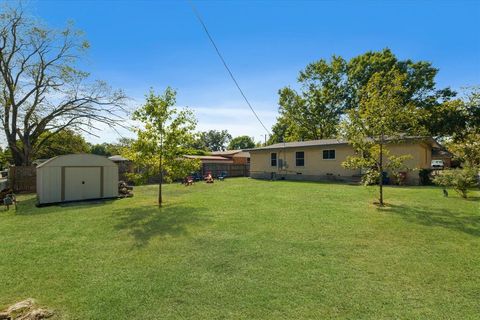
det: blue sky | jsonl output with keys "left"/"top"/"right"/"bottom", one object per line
{"left": 30, "top": 0, "right": 480, "bottom": 144}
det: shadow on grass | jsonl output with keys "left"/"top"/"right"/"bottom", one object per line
{"left": 113, "top": 203, "right": 210, "bottom": 247}
{"left": 464, "top": 196, "right": 480, "bottom": 202}
{"left": 9, "top": 196, "right": 37, "bottom": 213}
{"left": 14, "top": 196, "right": 118, "bottom": 215}
{"left": 384, "top": 204, "right": 480, "bottom": 237}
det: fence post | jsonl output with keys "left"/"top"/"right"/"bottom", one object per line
{"left": 8, "top": 166, "right": 15, "bottom": 191}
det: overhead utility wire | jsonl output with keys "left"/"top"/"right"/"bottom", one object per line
{"left": 188, "top": 1, "right": 271, "bottom": 135}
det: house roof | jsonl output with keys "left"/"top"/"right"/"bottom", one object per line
{"left": 246, "top": 136, "right": 441, "bottom": 152}
{"left": 183, "top": 155, "right": 231, "bottom": 161}
{"left": 246, "top": 139, "right": 348, "bottom": 151}
{"left": 432, "top": 148, "right": 453, "bottom": 158}
{"left": 232, "top": 151, "right": 250, "bottom": 158}
{"left": 210, "top": 150, "right": 243, "bottom": 156}
{"left": 210, "top": 150, "right": 251, "bottom": 158}
{"left": 108, "top": 155, "right": 130, "bottom": 162}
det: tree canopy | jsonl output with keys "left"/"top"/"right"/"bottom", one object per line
{"left": 228, "top": 135, "right": 255, "bottom": 150}
{"left": 89, "top": 138, "right": 134, "bottom": 157}
{"left": 341, "top": 68, "right": 425, "bottom": 206}
{"left": 444, "top": 88, "right": 480, "bottom": 168}
{"left": 194, "top": 130, "right": 232, "bottom": 151}
{"left": 270, "top": 56, "right": 347, "bottom": 143}
{"left": 0, "top": 5, "right": 126, "bottom": 165}
{"left": 123, "top": 88, "right": 200, "bottom": 206}
{"left": 270, "top": 48, "right": 462, "bottom": 144}
{"left": 34, "top": 129, "right": 89, "bottom": 159}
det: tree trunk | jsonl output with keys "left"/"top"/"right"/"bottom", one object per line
{"left": 9, "top": 138, "right": 33, "bottom": 166}
{"left": 158, "top": 162, "right": 162, "bottom": 207}
{"left": 158, "top": 128, "right": 163, "bottom": 207}
{"left": 12, "top": 150, "right": 24, "bottom": 166}
{"left": 23, "top": 140, "right": 32, "bottom": 166}
{"left": 379, "top": 142, "right": 384, "bottom": 206}
{"left": 9, "top": 143, "right": 24, "bottom": 166}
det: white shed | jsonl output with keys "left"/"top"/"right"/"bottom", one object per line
{"left": 36, "top": 154, "right": 119, "bottom": 205}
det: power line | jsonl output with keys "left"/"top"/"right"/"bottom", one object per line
{"left": 188, "top": 1, "right": 271, "bottom": 135}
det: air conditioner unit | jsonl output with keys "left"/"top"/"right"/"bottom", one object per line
{"left": 278, "top": 159, "right": 287, "bottom": 169}
{"left": 278, "top": 159, "right": 283, "bottom": 169}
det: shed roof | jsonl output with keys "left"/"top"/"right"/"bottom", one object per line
{"left": 37, "top": 153, "right": 117, "bottom": 168}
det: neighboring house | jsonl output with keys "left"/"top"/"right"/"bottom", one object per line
{"left": 431, "top": 148, "right": 453, "bottom": 168}
{"left": 247, "top": 137, "right": 442, "bottom": 185}
{"left": 183, "top": 155, "right": 234, "bottom": 164}
{"left": 108, "top": 155, "right": 130, "bottom": 163}
{"left": 209, "top": 150, "right": 251, "bottom": 164}
{"left": 183, "top": 151, "right": 250, "bottom": 177}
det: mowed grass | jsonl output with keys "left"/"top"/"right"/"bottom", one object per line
{"left": 0, "top": 178, "right": 479, "bottom": 319}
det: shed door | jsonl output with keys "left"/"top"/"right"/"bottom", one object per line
{"left": 64, "top": 167, "right": 101, "bottom": 201}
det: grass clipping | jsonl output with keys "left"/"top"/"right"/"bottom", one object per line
{"left": 0, "top": 299, "right": 53, "bottom": 320}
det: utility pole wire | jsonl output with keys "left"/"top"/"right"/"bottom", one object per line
{"left": 188, "top": 1, "right": 271, "bottom": 135}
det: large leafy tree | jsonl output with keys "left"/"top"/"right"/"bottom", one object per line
{"left": 124, "top": 88, "right": 200, "bottom": 206}
{"left": 346, "top": 48, "right": 457, "bottom": 136}
{"left": 90, "top": 138, "right": 134, "bottom": 157}
{"left": 228, "top": 135, "right": 255, "bottom": 150}
{"left": 34, "top": 129, "right": 89, "bottom": 159}
{"left": 270, "top": 56, "right": 347, "bottom": 143}
{"left": 270, "top": 49, "right": 462, "bottom": 142}
{"left": 341, "top": 68, "right": 425, "bottom": 206}
{"left": 89, "top": 143, "right": 111, "bottom": 157}
{"left": 0, "top": 5, "right": 126, "bottom": 166}
{"left": 197, "top": 129, "right": 232, "bottom": 151}
{"left": 445, "top": 87, "right": 480, "bottom": 168}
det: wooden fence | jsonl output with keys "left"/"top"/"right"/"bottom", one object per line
{"left": 9, "top": 166, "right": 36, "bottom": 193}
{"left": 202, "top": 163, "right": 250, "bottom": 178}
{"left": 143, "top": 164, "right": 250, "bottom": 183}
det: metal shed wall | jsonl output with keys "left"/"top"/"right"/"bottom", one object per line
{"left": 36, "top": 154, "right": 118, "bottom": 205}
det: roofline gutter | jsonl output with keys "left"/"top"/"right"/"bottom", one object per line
{"left": 245, "top": 136, "right": 441, "bottom": 152}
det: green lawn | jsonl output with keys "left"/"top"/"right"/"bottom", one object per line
{"left": 0, "top": 178, "right": 479, "bottom": 319}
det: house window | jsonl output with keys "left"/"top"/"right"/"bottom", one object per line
{"left": 323, "top": 150, "right": 335, "bottom": 160}
{"left": 295, "top": 151, "right": 305, "bottom": 166}
{"left": 271, "top": 153, "right": 277, "bottom": 167}
{"left": 247, "top": 157, "right": 251, "bottom": 164}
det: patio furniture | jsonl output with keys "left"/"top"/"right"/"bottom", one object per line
{"left": 218, "top": 171, "right": 228, "bottom": 181}
{"left": 0, "top": 188, "right": 17, "bottom": 210}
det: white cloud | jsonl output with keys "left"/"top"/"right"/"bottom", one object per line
{"left": 85, "top": 103, "right": 277, "bottom": 144}
{"left": 193, "top": 106, "right": 277, "bottom": 119}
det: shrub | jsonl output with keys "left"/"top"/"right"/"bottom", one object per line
{"left": 419, "top": 168, "right": 434, "bottom": 185}
{"left": 361, "top": 169, "right": 380, "bottom": 186}
{"left": 432, "top": 168, "right": 478, "bottom": 198}
{"left": 394, "top": 171, "right": 408, "bottom": 186}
